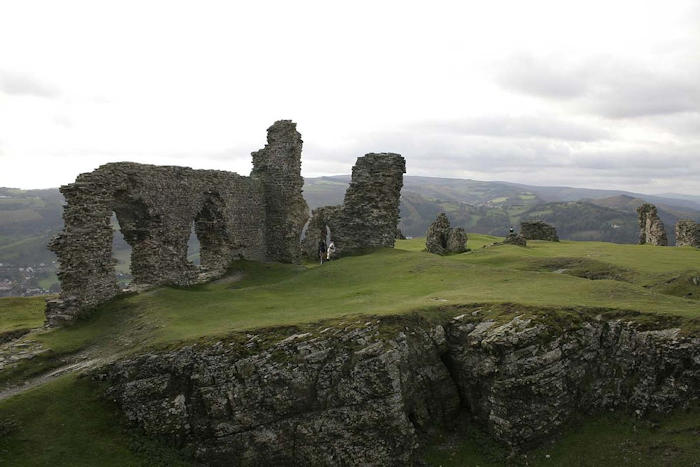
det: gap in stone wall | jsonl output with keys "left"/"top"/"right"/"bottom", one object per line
{"left": 111, "top": 213, "right": 133, "bottom": 287}
{"left": 187, "top": 221, "right": 201, "bottom": 266}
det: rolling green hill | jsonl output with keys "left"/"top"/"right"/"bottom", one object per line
{"left": 0, "top": 237, "right": 698, "bottom": 464}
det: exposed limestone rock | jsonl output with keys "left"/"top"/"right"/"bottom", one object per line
{"left": 675, "top": 220, "right": 700, "bottom": 248}
{"left": 47, "top": 121, "right": 308, "bottom": 326}
{"left": 425, "top": 213, "right": 467, "bottom": 254}
{"left": 95, "top": 311, "right": 699, "bottom": 464}
{"left": 637, "top": 203, "right": 668, "bottom": 246}
{"left": 520, "top": 221, "right": 559, "bottom": 242}
{"left": 503, "top": 233, "right": 527, "bottom": 247}
{"left": 301, "top": 153, "right": 405, "bottom": 258}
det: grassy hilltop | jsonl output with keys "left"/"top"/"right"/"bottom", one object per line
{"left": 0, "top": 235, "right": 698, "bottom": 465}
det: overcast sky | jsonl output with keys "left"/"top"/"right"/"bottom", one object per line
{"left": 1, "top": 1, "right": 698, "bottom": 194}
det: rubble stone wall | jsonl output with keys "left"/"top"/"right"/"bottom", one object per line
{"left": 637, "top": 203, "right": 668, "bottom": 246}
{"left": 425, "top": 213, "right": 467, "bottom": 254}
{"left": 520, "top": 221, "right": 559, "bottom": 242}
{"left": 46, "top": 121, "right": 308, "bottom": 326}
{"left": 302, "top": 153, "right": 405, "bottom": 258}
{"left": 675, "top": 220, "right": 700, "bottom": 248}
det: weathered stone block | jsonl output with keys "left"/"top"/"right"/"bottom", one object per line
{"left": 675, "top": 219, "right": 700, "bottom": 248}
{"left": 520, "top": 221, "right": 559, "bottom": 242}
{"left": 425, "top": 213, "right": 468, "bottom": 254}
{"left": 637, "top": 203, "right": 668, "bottom": 246}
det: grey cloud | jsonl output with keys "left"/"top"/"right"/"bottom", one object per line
{"left": 0, "top": 70, "right": 60, "bottom": 98}
{"left": 416, "top": 115, "right": 609, "bottom": 142}
{"left": 304, "top": 127, "right": 699, "bottom": 195}
{"left": 498, "top": 55, "right": 588, "bottom": 99}
{"left": 497, "top": 55, "right": 700, "bottom": 119}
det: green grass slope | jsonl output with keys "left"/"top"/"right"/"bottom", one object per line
{"left": 0, "top": 236, "right": 698, "bottom": 465}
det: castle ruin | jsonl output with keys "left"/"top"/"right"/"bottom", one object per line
{"left": 425, "top": 213, "right": 467, "bottom": 255}
{"left": 520, "top": 221, "right": 559, "bottom": 242}
{"left": 301, "top": 153, "right": 405, "bottom": 259}
{"left": 46, "top": 121, "right": 311, "bottom": 326}
{"left": 636, "top": 203, "right": 668, "bottom": 246}
{"left": 675, "top": 220, "right": 700, "bottom": 248}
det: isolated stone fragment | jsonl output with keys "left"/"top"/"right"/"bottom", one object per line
{"left": 520, "top": 221, "right": 559, "bottom": 241}
{"left": 637, "top": 203, "right": 668, "bottom": 246}
{"left": 675, "top": 219, "right": 700, "bottom": 247}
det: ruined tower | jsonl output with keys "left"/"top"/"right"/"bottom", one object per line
{"left": 636, "top": 203, "right": 668, "bottom": 246}
{"left": 301, "top": 153, "right": 406, "bottom": 258}
{"left": 251, "top": 120, "right": 309, "bottom": 263}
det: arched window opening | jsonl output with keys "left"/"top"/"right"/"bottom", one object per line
{"left": 187, "top": 221, "right": 201, "bottom": 266}
{"left": 111, "top": 213, "right": 133, "bottom": 287}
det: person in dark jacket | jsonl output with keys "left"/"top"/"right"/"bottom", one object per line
{"left": 318, "top": 239, "right": 327, "bottom": 265}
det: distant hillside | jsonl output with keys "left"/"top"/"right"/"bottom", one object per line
{"left": 304, "top": 176, "right": 700, "bottom": 242}
{"left": 1, "top": 177, "right": 699, "bottom": 272}
{"left": 0, "top": 188, "right": 63, "bottom": 265}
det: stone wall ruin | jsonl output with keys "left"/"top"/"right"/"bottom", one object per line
{"left": 46, "top": 120, "right": 308, "bottom": 326}
{"left": 637, "top": 203, "right": 668, "bottom": 246}
{"left": 675, "top": 220, "right": 700, "bottom": 248}
{"left": 301, "top": 153, "right": 405, "bottom": 259}
{"left": 425, "top": 213, "right": 467, "bottom": 255}
{"left": 520, "top": 221, "right": 559, "bottom": 242}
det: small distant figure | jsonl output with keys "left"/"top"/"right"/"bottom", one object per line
{"left": 327, "top": 241, "right": 336, "bottom": 261}
{"left": 509, "top": 227, "right": 515, "bottom": 234}
{"left": 318, "top": 239, "right": 327, "bottom": 265}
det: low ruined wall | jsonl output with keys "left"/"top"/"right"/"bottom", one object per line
{"left": 302, "top": 153, "right": 405, "bottom": 258}
{"left": 426, "top": 213, "right": 467, "bottom": 254}
{"left": 47, "top": 121, "right": 308, "bottom": 326}
{"left": 520, "top": 221, "right": 559, "bottom": 242}
{"left": 676, "top": 220, "right": 700, "bottom": 248}
{"left": 95, "top": 310, "right": 699, "bottom": 464}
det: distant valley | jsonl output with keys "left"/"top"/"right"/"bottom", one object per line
{"left": 1, "top": 178, "right": 699, "bottom": 296}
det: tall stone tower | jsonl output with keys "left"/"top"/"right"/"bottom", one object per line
{"left": 636, "top": 203, "right": 668, "bottom": 246}
{"left": 251, "top": 120, "right": 309, "bottom": 263}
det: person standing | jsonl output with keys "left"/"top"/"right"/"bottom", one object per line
{"left": 327, "top": 240, "right": 336, "bottom": 261}
{"left": 318, "top": 239, "right": 327, "bottom": 265}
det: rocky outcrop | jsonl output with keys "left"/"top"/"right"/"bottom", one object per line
{"left": 302, "top": 153, "right": 405, "bottom": 258}
{"left": 503, "top": 233, "right": 527, "bottom": 247}
{"left": 95, "top": 309, "right": 699, "bottom": 464}
{"left": 425, "top": 213, "right": 467, "bottom": 254}
{"left": 520, "top": 221, "right": 559, "bottom": 242}
{"left": 637, "top": 203, "right": 668, "bottom": 246}
{"left": 676, "top": 220, "right": 700, "bottom": 248}
{"left": 47, "top": 121, "right": 308, "bottom": 326}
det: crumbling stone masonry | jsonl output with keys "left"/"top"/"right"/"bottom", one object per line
{"left": 637, "top": 203, "right": 668, "bottom": 246}
{"left": 425, "top": 213, "right": 467, "bottom": 255}
{"left": 520, "top": 221, "right": 559, "bottom": 242}
{"left": 301, "top": 153, "right": 405, "bottom": 259}
{"left": 503, "top": 232, "right": 527, "bottom": 247}
{"left": 46, "top": 120, "right": 308, "bottom": 326}
{"left": 675, "top": 220, "right": 700, "bottom": 248}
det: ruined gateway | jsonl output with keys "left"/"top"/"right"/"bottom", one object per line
{"left": 46, "top": 121, "right": 405, "bottom": 326}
